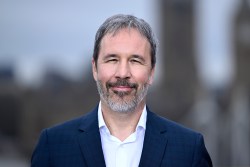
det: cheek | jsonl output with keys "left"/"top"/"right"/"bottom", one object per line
{"left": 132, "top": 69, "right": 152, "bottom": 84}
{"left": 96, "top": 65, "right": 115, "bottom": 81}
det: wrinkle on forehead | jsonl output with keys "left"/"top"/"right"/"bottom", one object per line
{"left": 100, "top": 29, "right": 150, "bottom": 58}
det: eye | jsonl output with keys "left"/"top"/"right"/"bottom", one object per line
{"left": 106, "top": 58, "right": 118, "bottom": 63}
{"left": 130, "top": 58, "right": 142, "bottom": 64}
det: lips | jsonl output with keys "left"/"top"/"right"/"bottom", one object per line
{"left": 107, "top": 79, "right": 138, "bottom": 94}
{"left": 112, "top": 85, "right": 133, "bottom": 92}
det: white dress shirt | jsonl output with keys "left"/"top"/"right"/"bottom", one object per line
{"left": 98, "top": 102, "right": 147, "bottom": 167}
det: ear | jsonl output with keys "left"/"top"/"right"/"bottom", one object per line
{"left": 148, "top": 67, "right": 155, "bottom": 85}
{"left": 92, "top": 58, "right": 98, "bottom": 81}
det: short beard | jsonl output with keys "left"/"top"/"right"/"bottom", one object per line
{"left": 96, "top": 79, "right": 149, "bottom": 113}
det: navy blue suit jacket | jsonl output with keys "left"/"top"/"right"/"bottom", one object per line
{"left": 31, "top": 106, "right": 212, "bottom": 167}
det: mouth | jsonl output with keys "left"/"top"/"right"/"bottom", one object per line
{"left": 107, "top": 79, "right": 138, "bottom": 96}
{"left": 112, "top": 86, "right": 133, "bottom": 92}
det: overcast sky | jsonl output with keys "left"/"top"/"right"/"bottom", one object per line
{"left": 0, "top": 0, "right": 243, "bottom": 88}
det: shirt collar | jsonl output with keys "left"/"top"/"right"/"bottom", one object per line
{"left": 98, "top": 102, "right": 106, "bottom": 129}
{"left": 98, "top": 101, "right": 147, "bottom": 130}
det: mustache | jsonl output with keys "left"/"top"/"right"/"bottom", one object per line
{"left": 107, "top": 79, "right": 138, "bottom": 89}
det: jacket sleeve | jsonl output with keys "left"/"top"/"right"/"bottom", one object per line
{"left": 31, "top": 129, "right": 50, "bottom": 167}
{"left": 192, "top": 134, "right": 213, "bottom": 167}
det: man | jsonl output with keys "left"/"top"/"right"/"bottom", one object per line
{"left": 31, "top": 14, "right": 212, "bottom": 167}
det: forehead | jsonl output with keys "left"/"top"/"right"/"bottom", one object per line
{"left": 100, "top": 28, "right": 150, "bottom": 54}
{"left": 104, "top": 28, "right": 145, "bottom": 41}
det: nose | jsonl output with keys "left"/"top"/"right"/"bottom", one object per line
{"left": 115, "top": 61, "right": 131, "bottom": 79}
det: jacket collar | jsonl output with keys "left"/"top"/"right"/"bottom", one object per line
{"left": 78, "top": 106, "right": 106, "bottom": 167}
{"left": 139, "top": 107, "right": 169, "bottom": 166}
{"left": 77, "top": 106, "right": 169, "bottom": 167}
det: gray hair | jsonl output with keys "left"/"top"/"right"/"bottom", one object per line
{"left": 93, "top": 14, "right": 157, "bottom": 69}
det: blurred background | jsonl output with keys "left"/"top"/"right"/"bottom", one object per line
{"left": 0, "top": 0, "right": 249, "bottom": 166}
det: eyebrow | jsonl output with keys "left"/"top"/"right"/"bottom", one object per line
{"left": 102, "top": 54, "right": 118, "bottom": 60}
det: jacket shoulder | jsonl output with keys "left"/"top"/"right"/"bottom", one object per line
{"left": 146, "top": 110, "right": 213, "bottom": 166}
{"left": 147, "top": 110, "right": 201, "bottom": 138}
{"left": 45, "top": 107, "right": 98, "bottom": 135}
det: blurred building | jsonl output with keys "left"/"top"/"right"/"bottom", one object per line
{"left": 0, "top": 65, "right": 99, "bottom": 162}
{"left": 230, "top": 0, "right": 250, "bottom": 165}
{"left": 193, "top": 0, "right": 250, "bottom": 166}
{"left": 148, "top": 0, "right": 198, "bottom": 123}
{"left": 0, "top": 65, "right": 25, "bottom": 163}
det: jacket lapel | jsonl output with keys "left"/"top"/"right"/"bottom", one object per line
{"left": 139, "top": 109, "right": 169, "bottom": 167}
{"left": 77, "top": 107, "right": 106, "bottom": 167}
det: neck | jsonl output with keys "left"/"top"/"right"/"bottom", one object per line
{"left": 101, "top": 100, "right": 145, "bottom": 141}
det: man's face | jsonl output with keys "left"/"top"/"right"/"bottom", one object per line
{"left": 92, "top": 28, "right": 155, "bottom": 113}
